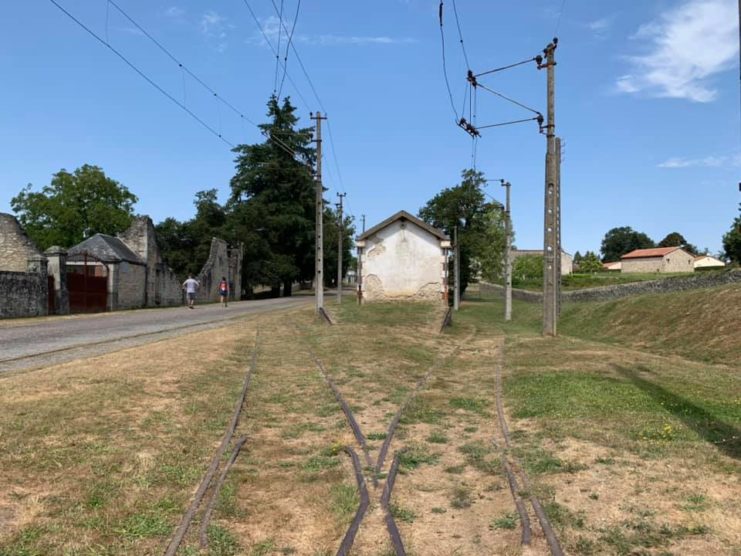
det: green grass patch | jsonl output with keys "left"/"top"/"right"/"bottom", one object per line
{"left": 449, "top": 397, "right": 488, "bottom": 414}
{"left": 330, "top": 484, "right": 359, "bottom": 522}
{"left": 390, "top": 504, "right": 417, "bottom": 523}
{"left": 398, "top": 445, "right": 439, "bottom": 471}
{"left": 490, "top": 512, "right": 518, "bottom": 530}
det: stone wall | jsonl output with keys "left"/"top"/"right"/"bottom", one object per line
{"left": 479, "top": 270, "right": 741, "bottom": 304}
{"left": 196, "top": 238, "right": 229, "bottom": 302}
{"left": 0, "top": 213, "right": 44, "bottom": 272}
{"left": 114, "top": 261, "right": 147, "bottom": 309}
{"left": 0, "top": 271, "right": 48, "bottom": 318}
{"left": 117, "top": 216, "right": 183, "bottom": 307}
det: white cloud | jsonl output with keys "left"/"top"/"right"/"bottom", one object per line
{"left": 200, "top": 11, "right": 229, "bottom": 52}
{"left": 165, "top": 6, "right": 185, "bottom": 19}
{"left": 251, "top": 16, "right": 416, "bottom": 47}
{"left": 587, "top": 17, "right": 611, "bottom": 33}
{"left": 658, "top": 153, "right": 741, "bottom": 168}
{"left": 617, "top": 0, "right": 738, "bottom": 102}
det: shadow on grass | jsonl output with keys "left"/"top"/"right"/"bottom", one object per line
{"left": 613, "top": 364, "right": 740, "bottom": 460}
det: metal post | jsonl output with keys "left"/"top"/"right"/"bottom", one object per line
{"left": 541, "top": 39, "right": 559, "bottom": 336}
{"left": 502, "top": 181, "right": 513, "bottom": 321}
{"left": 454, "top": 225, "right": 460, "bottom": 311}
{"left": 311, "top": 111, "right": 327, "bottom": 313}
{"left": 336, "top": 192, "right": 346, "bottom": 304}
{"left": 361, "top": 214, "right": 366, "bottom": 233}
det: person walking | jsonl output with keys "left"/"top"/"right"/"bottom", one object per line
{"left": 182, "top": 274, "right": 200, "bottom": 309}
{"left": 219, "top": 276, "right": 229, "bottom": 308}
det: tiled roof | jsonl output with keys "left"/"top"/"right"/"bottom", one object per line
{"left": 621, "top": 247, "right": 680, "bottom": 260}
{"left": 68, "top": 234, "right": 144, "bottom": 264}
{"left": 357, "top": 210, "right": 449, "bottom": 241}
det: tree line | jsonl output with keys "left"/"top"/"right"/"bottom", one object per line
{"left": 10, "top": 97, "right": 354, "bottom": 298}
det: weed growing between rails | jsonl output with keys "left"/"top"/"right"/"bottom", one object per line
{"left": 457, "top": 293, "right": 741, "bottom": 555}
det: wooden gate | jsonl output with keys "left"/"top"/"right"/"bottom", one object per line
{"left": 66, "top": 252, "right": 108, "bottom": 313}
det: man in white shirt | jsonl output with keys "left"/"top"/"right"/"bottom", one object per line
{"left": 182, "top": 275, "right": 200, "bottom": 309}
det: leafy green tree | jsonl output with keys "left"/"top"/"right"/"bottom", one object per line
{"left": 658, "top": 231, "right": 698, "bottom": 255}
{"left": 11, "top": 165, "right": 138, "bottom": 250}
{"left": 323, "top": 207, "right": 356, "bottom": 288}
{"left": 580, "top": 251, "right": 603, "bottom": 273}
{"left": 228, "top": 96, "right": 316, "bottom": 297}
{"left": 600, "top": 226, "right": 655, "bottom": 262}
{"left": 419, "top": 169, "right": 502, "bottom": 294}
{"left": 722, "top": 203, "right": 741, "bottom": 264}
{"left": 477, "top": 206, "right": 509, "bottom": 283}
{"left": 512, "top": 254, "right": 542, "bottom": 285}
{"left": 155, "top": 189, "right": 226, "bottom": 278}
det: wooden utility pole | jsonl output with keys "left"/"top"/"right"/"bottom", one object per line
{"left": 541, "top": 39, "right": 560, "bottom": 336}
{"left": 336, "top": 192, "right": 346, "bottom": 304}
{"left": 454, "top": 225, "right": 460, "bottom": 311}
{"left": 311, "top": 112, "right": 327, "bottom": 313}
{"left": 502, "top": 180, "right": 513, "bottom": 321}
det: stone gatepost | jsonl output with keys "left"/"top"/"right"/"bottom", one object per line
{"left": 27, "top": 254, "right": 49, "bottom": 316}
{"left": 44, "top": 246, "right": 70, "bottom": 315}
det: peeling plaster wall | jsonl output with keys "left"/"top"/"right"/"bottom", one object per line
{"left": 361, "top": 220, "right": 445, "bottom": 302}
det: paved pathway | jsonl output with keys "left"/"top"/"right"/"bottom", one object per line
{"left": 0, "top": 296, "right": 311, "bottom": 373}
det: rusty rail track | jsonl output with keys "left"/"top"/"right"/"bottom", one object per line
{"left": 336, "top": 447, "right": 370, "bottom": 556}
{"left": 303, "top": 323, "right": 478, "bottom": 555}
{"left": 494, "top": 346, "right": 564, "bottom": 556}
{"left": 163, "top": 331, "right": 258, "bottom": 556}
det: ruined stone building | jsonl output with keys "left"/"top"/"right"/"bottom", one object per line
{"left": 356, "top": 210, "right": 450, "bottom": 303}
{"left": 0, "top": 213, "right": 242, "bottom": 318}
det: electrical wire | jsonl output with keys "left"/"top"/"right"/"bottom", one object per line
{"left": 239, "top": 0, "right": 311, "bottom": 111}
{"left": 107, "top": 0, "right": 258, "bottom": 126}
{"left": 477, "top": 116, "right": 540, "bottom": 130}
{"left": 326, "top": 119, "right": 345, "bottom": 192}
{"left": 450, "top": 0, "right": 471, "bottom": 71}
{"left": 48, "top": 0, "right": 234, "bottom": 146}
{"left": 474, "top": 57, "right": 537, "bottom": 78}
{"left": 273, "top": 0, "right": 284, "bottom": 94}
{"left": 476, "top": 82, "right": 542, "bottom": 116}
{"left": 439, "top": 1, "right": 460, "bottom": 121}
{"left": 554, "top": 0, "right": 566, "bottom": 37}
{"left": 277, "top": 0, "right": 301, "bottom": 101}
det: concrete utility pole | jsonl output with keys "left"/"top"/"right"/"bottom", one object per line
{"left": 361, "top": 214, "right": 366, "bottom": 233}
{"left": 540, "top": 39, "right": 560, "bottom": 337}
{"left": 310, "top": 111, "right": 327, "bottom": 313}
{"left": 454, "top": 225, "right": 461, "bottom": 311}
{"left": 502, "top": 180, "right": 513, "bottom": 322}
{"left": 336, "top": 192, "right": 346, "bottom": 304}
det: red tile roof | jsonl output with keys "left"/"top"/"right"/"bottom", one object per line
{"left": 621, "top": 247, "right": 680, "bottom": 260}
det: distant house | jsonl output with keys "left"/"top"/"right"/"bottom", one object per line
{"left": 356, "top": 210, "right": 450, "bottom": 302}
{"left": 603, "top": 261, "right": 622, "bottom": 271}
{"left": 511, "top": 249, "right": 574, "bottom": 276}
{"left": 621, "top": 247, "right": 694, "bottom": 273}
{"left": 694, "top": 255, "right": 725, "bottom": 270}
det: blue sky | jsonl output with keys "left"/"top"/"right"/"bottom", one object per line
{"left": 0, "top": 0, "right": 739, "bottom": 256}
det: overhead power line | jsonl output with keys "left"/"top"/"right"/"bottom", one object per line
{"left": 107, "top": 0, "right": 258, "bottom": 127}
{"left": 277, "top": 0, "right": 302, "bottom": 101}
{"left": 439, "top": 1, "right": 460, "bottom": 122}
{"left": 450, "top": 0, "right": 471, "bottom": 71}
{"left": 48, "top": 0, "right": 234, "bottom": 146}
{"left": 474, "top": 57, "right": 539, "bottom": 78}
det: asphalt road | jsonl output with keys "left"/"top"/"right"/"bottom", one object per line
{"left": 0, "top": 296, "right": 311, "bottom": 374}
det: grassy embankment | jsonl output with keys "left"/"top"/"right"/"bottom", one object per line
{"left": 458, "top": 283, "right": 740, "bottom": 554}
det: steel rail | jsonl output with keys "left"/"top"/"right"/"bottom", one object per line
{"left": 198, "top": 436, "right": 248, "bottom": 548}
{"left": 163, "top": 332, "right": 259, "bottom": 556}
{"left": 379, "top": 453, "right": 406, "bottom": 556}
{"left": 494, "top": 346, "right": 564, "bottom": 556}
{"left": 336, "top": 447, "right": 370, "bottom": 556}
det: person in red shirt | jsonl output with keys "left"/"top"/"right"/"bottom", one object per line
{"left": 219, "top": 276, "right": 229, "bottom": 308}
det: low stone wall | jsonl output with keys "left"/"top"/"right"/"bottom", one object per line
{"left": 479, "top": 270, "right": 741, "bottom": 304}
{"left": 562, "top": 269, "right": 741, "bottom": 303}
{"left": 0, "top": 271, "right": 48, "bottom": 318}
